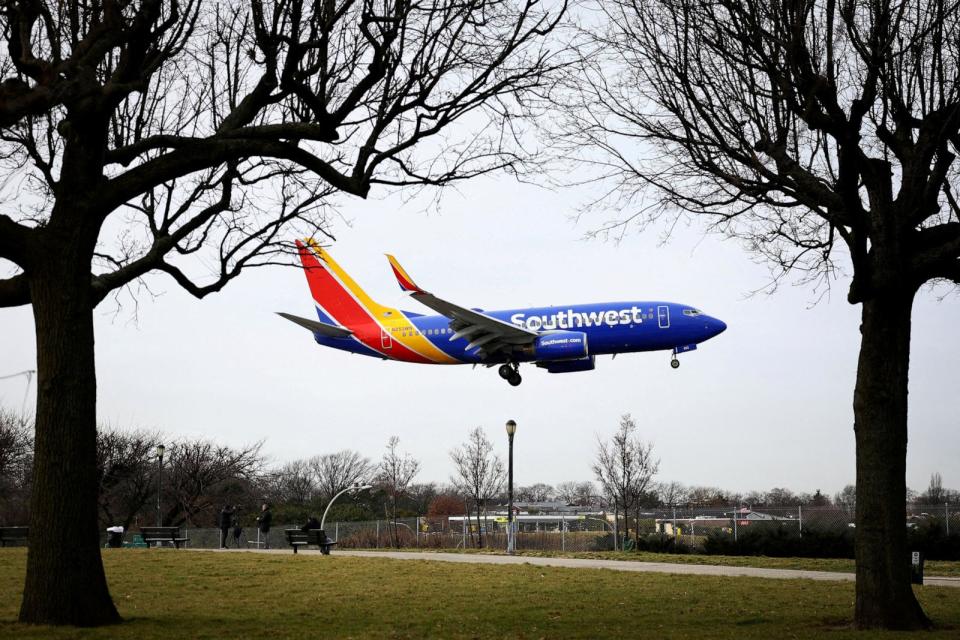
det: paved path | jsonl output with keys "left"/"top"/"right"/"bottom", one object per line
{"left": 221, "top": 548, "right": 959, "bottom": 588}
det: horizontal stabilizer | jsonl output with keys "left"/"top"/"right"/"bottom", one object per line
{"left": 276, "top": 312, "right": 353, "bottom": 338}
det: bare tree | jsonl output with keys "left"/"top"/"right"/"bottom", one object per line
{"left": 272, "top": 459, "right": 316, "bottom": 506}
{"left": 563, "top": 0, "right": 959, "bottom": 628}
{"left": 744, "top": 490, "right": 767, "bottom": 508}
{"left": 450, "top": 427, "right": 505, "bottom": 548}
{"left": 162, "top": 439, "right": 264, "bottom": 527}
{"left": 554, "top": 481, "right": 577, "bottom": 504}
{"left": 0, "top": 0, "right": 567, "bottom": 624}
{"left": 310, "top": 450, "right": 372, "bottom": 502}
{"left": 0, "top": 407, "right": 32, "bottom": 524}
{"left": 765, "top": 488, "right": 802, "bottom": 508}
{"left": 95, "top": 427, "right": 163, "bottom": 530}
{"left": 808, "top": 490, "right": 831, "bottom": 507}
{"left": 555, "top": 480, "right": 595, "bottom": 506}
{"left": 407, "top": 482, "right": 438, "bottom": 516}
{"left": 923, "top": 473, "right": 946, "bottom": 504}
{"left": 684, "top": 486, "right": 730, "bottom": 508}
{"left": 516, "top": 483, "right": 556, "bottom": 503}
{"left": 592, "top": 414, "right": 658, "bottom": 547}
{"left": 657, "top": 481, "right": 687, "bottom": 508}
{"left": 834, "top": 484, "right": 857, "bottom": 515}
{"left": 376, "top": 436, "right": 420, "bottom": 548}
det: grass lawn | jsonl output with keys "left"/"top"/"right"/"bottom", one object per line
{"left": 408, "top": 548, "right": 960, "bottom": 577}
{"left": 0, "top": 548, "right": 957, "bottom": 639}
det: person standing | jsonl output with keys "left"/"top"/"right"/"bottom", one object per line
{"left": 256, "top": 503, "right": 272, "bottom": 549}
{"left": 218, "top": 504, "right": 234, "bottom": 549}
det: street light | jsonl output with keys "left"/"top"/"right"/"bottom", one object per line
{"left": 156, "top": 444, "right": 165, "bottom": 526}
{"left": 505, "top": 419, "right": 517, "bottom": 554}
{"left": 320, "top": 483, "right": 373, "bottom": 532}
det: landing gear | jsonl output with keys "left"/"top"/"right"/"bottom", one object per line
{"left": 670, "top": 358, "right": 680, "bottom": 369}
{"left": 499, "top": 363, "right": 522, "bottom": 386}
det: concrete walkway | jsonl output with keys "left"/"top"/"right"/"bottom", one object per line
{"left": 223, "top": 548, "right": 960, "bottom": 588}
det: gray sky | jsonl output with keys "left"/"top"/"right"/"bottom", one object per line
{"left": 1, "top": 174, "right": 958, "bottom": 497}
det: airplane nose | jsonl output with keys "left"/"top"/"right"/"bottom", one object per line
{"left": 704, "top": 316, "right": 726, "bottom": 337}
{"left": 712, "top": 317, "right": 727, "bottom": 336}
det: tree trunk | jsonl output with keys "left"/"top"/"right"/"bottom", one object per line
{"left": 19, "top": 260, "right": 119, "bottom": 626}
{"left": 476, "top": 503, "right": 483, "bottom": 548}
{"left": 391, "top": 499, "right": 400, "bottom": 549}
{"left": 853, "top": 290, "right": 929, "bottom": 630}
{"left": 613, "top": 502, "right": 619, "bottom": 551}
{"left": 635, "top": 506, "right": 641, "bottom": 551}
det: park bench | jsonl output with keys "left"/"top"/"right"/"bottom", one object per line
{"left": 285, "top": 528, "right": 337, "bottom": 555}
{"left": 0, "top": 526, "right": 28, "bottom": 547}
{"left": 139, "top": 526, "right": 189, "bottom": 549}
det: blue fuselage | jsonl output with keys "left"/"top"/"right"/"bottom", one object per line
{"left": 315, "top": 301, "right": 727, "bottom": 364}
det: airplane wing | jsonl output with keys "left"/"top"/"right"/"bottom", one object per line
{"left": 385, "top": 255, "right": 538, "bottom": 358}
{"left": 276, "top": 312, "right": 353, "bottom": 338}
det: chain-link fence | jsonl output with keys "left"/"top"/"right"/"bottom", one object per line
{"left": 114, "top": 504, "right": 957, "bottom": 557}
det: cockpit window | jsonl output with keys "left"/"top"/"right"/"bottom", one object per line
{"left": 682, "top": 308, "right": 703, "bottom": 317}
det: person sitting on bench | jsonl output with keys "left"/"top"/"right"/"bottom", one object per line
{"left": 301, "top": 516, "right": 321, "bottom": 532}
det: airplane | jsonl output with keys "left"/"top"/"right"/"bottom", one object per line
{"left": 278, "top": 239, "right": 727, "bottom": 386}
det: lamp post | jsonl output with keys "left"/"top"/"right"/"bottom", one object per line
{"left": 505, "top": 419, "right": 517, "bottom": 554}
{"left": 156, "top": 444, "right": 165, "bottom": 526}
{"left": 320, "top": 483, "right": 373, "bottom": 532}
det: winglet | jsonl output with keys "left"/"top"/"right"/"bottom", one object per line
{"left": 386, "top": 254, "right": 425, "bottom": 294}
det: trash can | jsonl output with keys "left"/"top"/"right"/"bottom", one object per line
{"left": 106, "top": 526, "right": 124, "bottom": 548}
{"left": 910, "top": 551, "right": 924, "bottom": 585}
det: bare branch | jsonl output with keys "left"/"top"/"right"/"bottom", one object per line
{"left": 0, "top": 214, "right": 34, "bottom": 266}
{"left": 557, "top": 0, "right": 960, "bottom": 300}
{"left": 0, "top": 273, "right": 30, "bottom": 307}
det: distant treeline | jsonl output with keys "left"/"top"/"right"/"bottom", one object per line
{"left": 1, "top": 407, "right": 955, "bottom": 532}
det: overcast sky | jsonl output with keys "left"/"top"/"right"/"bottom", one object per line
{"left": 1, "top": 174, "right": 958, "bottom": 498}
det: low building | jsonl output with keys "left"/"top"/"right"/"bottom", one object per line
{"left": 655, "top": 509, "right": 793, "bottom": 535}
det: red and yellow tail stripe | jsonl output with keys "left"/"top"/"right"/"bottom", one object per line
{"left": 297, "top": 239, "right": 459, "bottom": 364}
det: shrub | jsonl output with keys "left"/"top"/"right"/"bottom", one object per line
{"left": 702, "top": 524, "right": 854, "bottom": 558}
{"left": 907, "top": 520, "right": 960, "bottom": 560}
{"left": 635, "top": 533, "right": 693, "bottom": 554}
{"left": 699, "top": 520, "right": 960, "bottom": 560}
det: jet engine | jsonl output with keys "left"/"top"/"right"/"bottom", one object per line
{"left": 538, "top": 356, "right": 596, "bottom": 373}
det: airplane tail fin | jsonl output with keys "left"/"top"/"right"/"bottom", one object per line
{"left": 295, "top": 238, "right": 393, "bottom": 328}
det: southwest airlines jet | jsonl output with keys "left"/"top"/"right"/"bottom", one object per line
{"left": 279, "top": 239, "right": 727, "bottom": 386}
